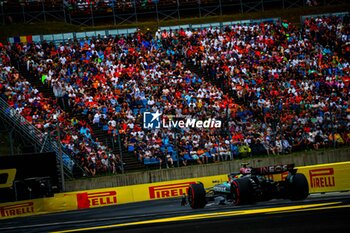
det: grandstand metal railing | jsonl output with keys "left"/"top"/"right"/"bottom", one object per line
{"left": 300, "top": 11, "right": 349, "bottom": 25}
{"left": 7, "top": 17, "right": 280, "bottom": 44}
{"left": 0, "top": 0, "right": 348, "bottom": 26}
{"left": 0, "top": 97, "right": 76, "bottom": 185}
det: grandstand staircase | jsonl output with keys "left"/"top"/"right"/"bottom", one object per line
{"left": 16, "top": 64, "right": 60, "bottom": 107}
{"left": 185, "top": 60, "right": 244, "bottom": 135}
{"left": 14, "top": 61, "right": 144, "bottom": 173}
{"left": 80, "top": 120, "right": 145, "bottom": 172}
{"left": 186, "top": 61, "right": 242, "bottom": 104}
{"left": 186, "top": 61, "right": 227, "bottom": 93}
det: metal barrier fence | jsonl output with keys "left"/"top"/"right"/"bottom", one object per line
{"left": 0, "top": 96, "right": 74, "bottom": 182}
{"left": 300, "top": 11, "right": 349, "bottom": 25}
{"left": 7, "top": 17, "right": 280, "bottom": 44}
{"left": 8, "top": 27, "right": 138, "bottom": 44}
{"left": 0, "top": 0, "right": 348, "bottom": 26}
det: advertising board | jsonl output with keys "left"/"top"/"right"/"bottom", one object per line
{"left": 1, "top": 162, "right": 349, "bottom": 219}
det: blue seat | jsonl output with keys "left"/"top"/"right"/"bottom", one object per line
{"left": 128, "top": 145, "right": 135, "bottom": 152}
{"left": 172, "top": 151, "right": 178, "bottom": 162}
{"left": 183, "top": 154, "right": 193, "bottom": 161}
{"left": 163, "top": 137, "right": 170, "bottom": 146}
{"left": 115, "top": 106, "right": 121, "bottom": 113}
{"left": 167, "top": 145, "right": 174, "bottom": 153}
{"left": 204, "top": 151, "right": 212, "bottom": 158}
{"left": 143, "top": 157, "right": 151, "bottom": 165}
{"left": 230, "top": 144, "right": 239, "bottom": 159}
{"left": 142, "top": 99, "right": 148, "bottom": 107}
{"left": 140, "top": 108, "right": 146, "bottom": 114}
{"left": 102, "top": 125, "right": 109, "bottom": 131}
{"left": 150, "top": 157, "right": 160, "bottom": 164}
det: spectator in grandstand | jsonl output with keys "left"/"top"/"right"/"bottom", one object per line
{"left": 4, "top": 13, "right": 349, "bottom": 173}
{"left": 281, "top": 136, "right": 292, "bottom": 154}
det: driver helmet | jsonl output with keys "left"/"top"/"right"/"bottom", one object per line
{"left": 240, "top": 162, "right": 251, "bottom": 175}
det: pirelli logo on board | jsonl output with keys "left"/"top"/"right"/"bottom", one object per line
{"left": 76, "top": 191, "right": 117, "bottom": 209}
{"left": 0, "top": 202, "right": 34, "bottom": 217}
{"left": 149, "top": 182, "right": 196, "bottom": 199}
{"left": 309, "top": 168, "right": 335, "bottom": 188}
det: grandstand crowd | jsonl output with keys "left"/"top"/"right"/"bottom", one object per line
{"left": 1, "top": 14, "right": 349, "bottom": 176}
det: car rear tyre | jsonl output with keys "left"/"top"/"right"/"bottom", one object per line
{"left": 287, "top": 173, "right": 309, "bottom": 201}
{"left": 188, "top": 183, "right": 206, "bottom": 209}
{"left": 230, "top": 178, "right": 253, "bottom": 205}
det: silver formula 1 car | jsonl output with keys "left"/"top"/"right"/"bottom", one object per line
{"left": 187, "top": 164, "right": 309, "bottom": 209}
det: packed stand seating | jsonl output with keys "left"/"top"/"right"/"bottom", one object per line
{"left": 0, "top": 44, "right": 124, "bottom": 177}
{"left": 17, "top": 28, "right": 240, "bottom": 168}
{"left": 5, "top": 15, "right": 350, "bottom": 170}
{"left": 184, "top": 16, "right": 350, "bottom": 153}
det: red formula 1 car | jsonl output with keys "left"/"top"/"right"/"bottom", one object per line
{"left": 187, "top": 164, "right": 309, "bottom": 209}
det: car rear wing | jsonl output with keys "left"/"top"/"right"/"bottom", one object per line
{"left": 252, "top": 164, "right": 296, "bottom": 175}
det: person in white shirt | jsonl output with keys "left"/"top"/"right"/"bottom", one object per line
{"left": 93, "top": 111, "right": 102, "bottom": 124}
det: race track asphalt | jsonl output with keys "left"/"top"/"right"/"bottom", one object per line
{"left": 0, "top": 192, "right": 349, "bottom": 233}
